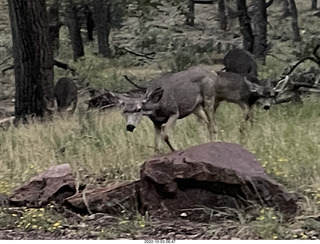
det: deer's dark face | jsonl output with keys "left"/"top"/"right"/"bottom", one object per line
{"left": 257, "top": 87, "right": 275, "bottom": 110}
{"left": 244, "top": 77, "right": 275, "bottom": 110}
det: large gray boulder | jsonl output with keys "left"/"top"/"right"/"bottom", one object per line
{"left": 138, "top": 142, "right": 297, "bottom": 218}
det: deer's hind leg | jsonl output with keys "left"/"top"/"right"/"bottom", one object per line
{"left": 203, "top": 98, "right": 218, "bottom": 141}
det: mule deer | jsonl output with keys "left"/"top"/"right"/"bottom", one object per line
{"left": 54, "top": 78, "right": 78, "bottom": 113}
{"left": 214, "top": 71, "right": 274, "bottom": 132}
{"left": 110, "top": 66, "right": 274, "bottom": 152}
{"left": 223, "top": 48, "right": 258, "bottom": 77}
{"left": 110, "top": 66, "right": 220, "bottom": 152}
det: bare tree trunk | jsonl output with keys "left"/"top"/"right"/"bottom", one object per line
{"left": 218, "top": 0, "right": 227, "bottom": 31}
{"left": 66, "top": 0, "right": 85, "bottom": 61}
{"left": 186, "top": 0, "right": 195, "bottom": 26}
{"left": 93, "top": 0, "right": 112, "bottom": 57}
{"left": 237, "top": 0, "right": 253, "bottom": 52}
{"left": 48, "top": 0, "right": 62, "bottom": 55}
{"left": 252, "top": 0, "right": 268, "bottom": 61}
{"left": 311, "top": 0, "right": 318, "bottom": 10}
{"left": 8, "top": 0, "right": 54, "bottom": 120}
{"left": 288, "top": 0, "right": 301, "bottom": 42}
{"left": 281, "top": 0, "right": 291, "bottom": 18}
{"left": 85, "top": 5, "right": 95, "bottom": 41}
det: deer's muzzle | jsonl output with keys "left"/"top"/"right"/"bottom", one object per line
{"left": 127, "top": 124, "right": 136, "bottom": 132}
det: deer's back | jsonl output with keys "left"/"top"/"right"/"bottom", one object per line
{"left": 147, "top": 66, "right": 217, "bottom": 119}
{"left": 223, "top": 48, "right": 258, "bottom": 77}
{"left": 54, "top": 78, "right": 77, "bottom": 108}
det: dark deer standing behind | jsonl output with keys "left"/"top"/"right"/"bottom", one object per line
{"left": 214, "top": 71, "right": 274, "bottom": 133}
{"left": 223, "top": 48, "right": 258, "bottom": 77}
{"left": 54, "top": 78, "right": 78, "bottom": 113}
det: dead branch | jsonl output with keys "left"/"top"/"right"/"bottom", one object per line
{"left": 313, "top": 44, "right": 320, "bottom": 61}
{"left": 283, "top": 57, "right": 320, "bottom": 76}
{"left": 123, "top": 75, "right": 147, "bottom": 91}
{"left": 0, "top": 116, "right": 15, "bottom": 124}
{"left": 1, "top": 65, "right": 14, "bottom": 75}
{"left": 0, "top": 56, "right": 12, "bottom": 66}
{"left": 53, "top": 60, "right": 76, "bottom": 76}
{"left": 267, "top": 54, "right": 287, "bottom": 63}
{"left": 2, "top": 60, "right": 76, "bottom": 75}
{"left": 123, "top": 47, "right": 155, "bottom": 59}
{"left": 298, "top": 87, "right": 320, "bottom": 93}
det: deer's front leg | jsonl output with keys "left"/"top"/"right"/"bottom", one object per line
{"left": 153, "top": 123, "right": 162, "bottom": 153}
{"left": 162, "top": 113, "right": 179, "bottom": 151}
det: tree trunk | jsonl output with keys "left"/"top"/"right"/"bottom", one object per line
{"left": 186, "top": 0, "right": 195, "bottom": 26}
{"left": 311, "top": 0, "right": 318, "bottom": 10}
{"left": 85, "top": 5, "right": 95, "bottom": 41}
{"left": 288, "top": 0, "right": 301, "bottom": 42}
{"left": 48, "top": 0, "right": 62, "bottom": 55}
{"left": 237, "top": 0, "right": 254, "bottom": 52}
{"left": 281, "top": 0, "right": 291, "bottom": 18}
{"left": 66, "top": 0, "right": 85, "bottom": 61}
{"left": 93, "top": 0, "right": 112, "bottom": 57}
{"left": 218, "top": 0, "right": 227, "bottom": 31}
{"left": 8, "top": 0, "right": 54, "bottom": 120}
{"left": 251, "top": 0, "right": 268, "bottom": 61}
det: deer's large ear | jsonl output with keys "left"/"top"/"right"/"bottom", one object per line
{"left": 146, "top": 88, "right": 163, "bottom": 104}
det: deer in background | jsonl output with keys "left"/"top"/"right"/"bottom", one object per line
{"left": 46, "top": 77, "right": 78, "bottom": 114}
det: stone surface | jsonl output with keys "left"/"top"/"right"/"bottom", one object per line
{"left": 9, "top": 164, "right": 76, "bottom": 207}
{"left": 138, "top": 142, "right": 298, "bottom": 218}
{"left": 64, "top": 181, "right": 139, "bottom": 214}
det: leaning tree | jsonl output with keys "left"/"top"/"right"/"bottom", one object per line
{"left": 8, "top": 0, "right": 55, "bottom": 121}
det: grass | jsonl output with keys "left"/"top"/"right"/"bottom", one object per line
{"left": 0, "top": 95, "right": 320, "bottom": 239}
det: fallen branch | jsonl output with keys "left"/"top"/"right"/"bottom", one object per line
{"left": 0, "top": 116, "right": 15, "bottom": 124}
{"left": 123, "top": 75, "right": 147, "bottom": 91}
{"left": 313, "top": 44, "right": 320, "bottom": 61}
{"left": 54, "top": 60, "right": 76, "bottom": 76}
{"left": 283, "top": 57, "right": 320, "bottom": 76}
{"left": 123, "top": 47, "right": 155, "bottom": 59}
{"left": 2, "top": 65, "right": 13, "bottom": 75}
{"left": 298, "top": 87, "right": 320, "bottom": 93}
{"left": 2, "top": 60, "right": 76, "bottom": 75}
{"left": 0, "top": 56, "right": 12, "bottom": 66}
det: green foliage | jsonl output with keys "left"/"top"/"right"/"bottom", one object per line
{"left": 252, "top": 207, "right": 284, "bottom": 240}
{"left": 167, "top": 44, "right": 200, "bottom": 72}
{"left": 128, "top": 0, "right": 163, "bottom": 19}
{"left": 0, "top": 205, "right": 66, "bottom": 232}
{"left": 98, "top": 212, "right": 149, "bottom": 239}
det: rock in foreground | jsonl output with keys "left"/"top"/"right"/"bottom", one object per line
{"left": 9, "top": 164, "right": 76, "bottom": 207}
{"left": 138, "top": 142, "right": 297, "bottom": 218}
{"left": 65, "top": 181, "right": 139, "bottom": 214}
